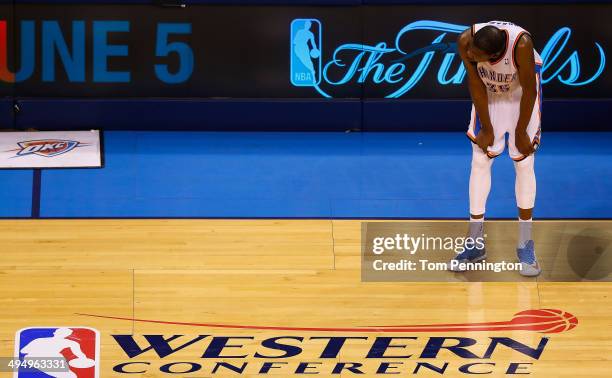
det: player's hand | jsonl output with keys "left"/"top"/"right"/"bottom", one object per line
{"left": 515, "top": 130, "right": 535, "bottom": 156}
{"left": 476, "top": 128, "right": 494, "bottom": 154}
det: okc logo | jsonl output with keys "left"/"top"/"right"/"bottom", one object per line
{"left": 14, "top": 327, "right": 100, "bottom": 378}
{"left": 12, "top": 140, "right": 85, "bottom": 158}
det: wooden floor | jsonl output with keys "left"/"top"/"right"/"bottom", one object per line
{"left": 1, "top": 220, "right": 610, "bottom": 377}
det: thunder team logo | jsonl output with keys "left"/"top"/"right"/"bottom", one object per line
{"left": 14, "top": 327, "right": 100, "bottom": 378}
{"left": 8, "top": 140, "right": 88, "bottom": 158}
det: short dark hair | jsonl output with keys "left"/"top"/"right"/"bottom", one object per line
{"left": 473, "top": 26, "right": 506, "bottom": 55}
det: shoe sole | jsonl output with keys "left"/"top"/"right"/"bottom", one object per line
{"left": 519, "top": 263, "right": 541, "bottom": 277}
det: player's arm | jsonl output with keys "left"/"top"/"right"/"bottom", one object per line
{"left": 457, "top": 29, "right": 494, "bottom": 153}
{"left": 66, "top": 340, "right": 87, "bottom": 359}
{"left": 515, "top": 34, "right": 537, "bottom": 156}
{"left": 309, "top": 33, "right": 317, "bottom": 50}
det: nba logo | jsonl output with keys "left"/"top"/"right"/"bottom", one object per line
{"left": 290, "top": 18, "right": 322, "bottom": 86}
{"left": 14, "top": 327, "right": 100, "bottom": 378}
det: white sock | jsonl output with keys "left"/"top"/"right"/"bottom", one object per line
{"left": 518, "top": 218, "right": 532, "bottom": 249}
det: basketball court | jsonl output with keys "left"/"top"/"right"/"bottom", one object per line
{"left": 1, "top": 0, "right": 611, "bottom": 377}
{"left": 2, "top": 131, "right": 612, "bottom": 377}
{"left": 1, "top": 218, "right": 611, "bottom": 377}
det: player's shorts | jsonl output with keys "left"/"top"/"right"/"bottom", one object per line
{"left": 466, "top": 76, "right": 542, "bottom": 162}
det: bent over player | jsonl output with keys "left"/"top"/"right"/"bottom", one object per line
{"left": 452, "top": 21, "right": 543, "bottom": 276}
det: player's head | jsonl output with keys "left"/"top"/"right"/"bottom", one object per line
{"left": 304, "top": 20, "right": 312, "bottom": 30}
{"left": 469, "top": 26, "right": 506, "bottom": 62}
{"left": 53, "top": 328, "right": 73, "bottom": 338}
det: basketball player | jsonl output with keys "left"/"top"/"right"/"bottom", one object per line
{"left": 451, "top": 21, "right": 543, "bottom": 276}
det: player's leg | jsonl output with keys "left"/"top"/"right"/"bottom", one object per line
{"left": 450, "top": 145, "right": 493, "bottom": 271}
{"left": 513, "top": 154, "right": 539, "bottom": 276}
{"left": 468, "top": 142, "right": 492, "bottom": 242}
{"left": 452, "top": 105, "right": 504, "bottom": 271}
{"left": 469, "top": 142, "right": 493, "bottom": 222}
{"left": 514, "top": 154, "right": 538, "bottom": 273}
{"left": 515, "top": 156, "right": 535, "bottom": 225}
{"left": 508, "top": 81, "right": 542, "bottom": 276}
{"left": 466, "top": 101, "right": 506, "bottom": 224}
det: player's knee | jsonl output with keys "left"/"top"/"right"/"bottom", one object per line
{"left": 471, "top": 151, "right": 493, "bottom": 172}
{"left": 514, "top": 155, "right": 535, "bottom": 177}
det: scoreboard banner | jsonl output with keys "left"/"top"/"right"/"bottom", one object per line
{"left": 0, "top": 130, "right": 103, "bottom": 168}
{"left": 0, "top": 3, "right": 609, "bottom": 99}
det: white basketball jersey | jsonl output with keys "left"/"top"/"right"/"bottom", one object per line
{"left": 473, "top": 21, "right": 543, "bottom": 95}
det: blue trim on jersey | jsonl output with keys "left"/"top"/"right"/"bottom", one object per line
{"left": 536, "top": 64, "right": 543, "bottom": 118}
{"left": 475, "top": 114, "right": 481, "bottom": 135}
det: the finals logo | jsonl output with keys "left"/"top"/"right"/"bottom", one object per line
{"left": 290, "top": 19, "right": 606, "bottom": 98}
